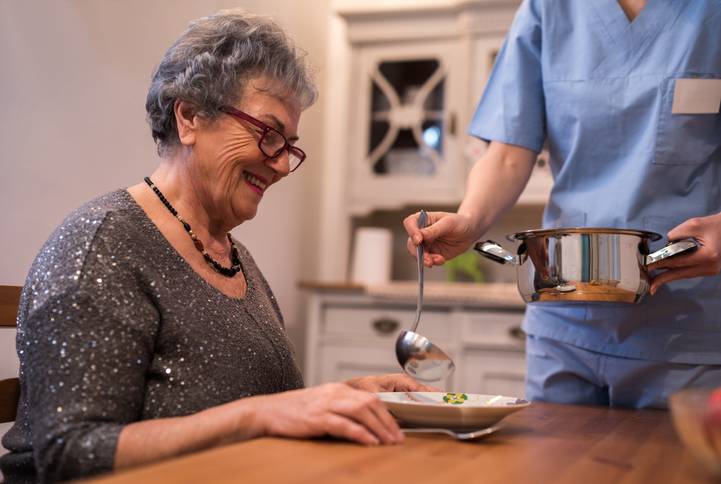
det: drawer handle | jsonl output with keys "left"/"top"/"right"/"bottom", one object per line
{"left": 372, "top": 318, "right": 399, "bottom": 334}
{"left": 509, "top": 327, "right": 526, "bottom": 341}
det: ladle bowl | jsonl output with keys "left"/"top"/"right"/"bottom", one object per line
{"left": 395, "top": 210, "right": 455, "bottom": 382}
{"left": 395, "top": 331, "right": 455, "bottom": 382}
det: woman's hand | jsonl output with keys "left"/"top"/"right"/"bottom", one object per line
{"left": 344, "top": 373, "right": 441, "bottom": 393}
{"left": 116, "top": 381, "right": 409, "bottom": 469}
{"left": 403, "top": 212, "right": 479, "bottom": 268}
{"left": 255, "top": 383, "right": 404, "bottom": 446}
{"left": 648, "top": 212, "right": 721, "bottom": 295}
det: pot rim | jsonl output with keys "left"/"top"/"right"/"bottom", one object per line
{"left": 509, "top": 227, "right": 662, "bottom": 242}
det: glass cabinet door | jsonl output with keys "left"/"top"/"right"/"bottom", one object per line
{"left": 349, "top": 41, "right": 464, "bottom": 212}
{"left": 369, "top": 58, "right": 446, "bottom": 177}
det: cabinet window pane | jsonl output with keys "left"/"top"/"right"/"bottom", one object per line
{"left": 378, "top": 59, "right": 439, "bottom": 99}
{"left": 368, "top": 58, "right": 445, "bottom": 177}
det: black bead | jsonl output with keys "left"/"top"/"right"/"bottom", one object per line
{"left": 145, "top": 176, "right": 241, "bottom": 278}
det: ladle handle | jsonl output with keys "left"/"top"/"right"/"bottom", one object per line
{"left": 410, "top": 210, "right": 428, "bottom": 333}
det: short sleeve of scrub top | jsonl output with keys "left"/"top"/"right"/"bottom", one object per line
{"left": 468, "top": 0, "right": 546, "bottom": 153}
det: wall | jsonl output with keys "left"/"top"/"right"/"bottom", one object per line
{"left": 0, "top": 0, "right": 329, "bottom": 462}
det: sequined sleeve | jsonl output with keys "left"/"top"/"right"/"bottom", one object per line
{"left": 10, "top": 201, "right": 161, "bottom": 482}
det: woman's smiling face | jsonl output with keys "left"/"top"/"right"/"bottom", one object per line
{"left": 189, "top": 81, "right": 302, "bottom": 229}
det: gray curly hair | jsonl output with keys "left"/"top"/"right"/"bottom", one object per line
{"left": 146, "top": 8, "right": 318, "bottom": 157}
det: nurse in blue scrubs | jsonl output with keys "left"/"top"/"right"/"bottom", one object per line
{"left": 404, "top": 0, "right": 721, "bottom": 408}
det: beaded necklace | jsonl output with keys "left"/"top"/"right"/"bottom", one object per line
{"left": 144, "top": 177, "right": 242, "bottom": 277}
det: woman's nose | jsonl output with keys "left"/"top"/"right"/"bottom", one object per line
{"left": 266, "top": 150, "right": 291, "bottom": 177}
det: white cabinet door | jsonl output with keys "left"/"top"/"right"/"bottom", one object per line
{"left": 348, "top": 39, "right": 466, "bottom": 213}
{"left": 324, "top": 305, "right": 452, "bottom": 342}
{"left": 455, "top": 309, "right": 527, "bottom": 397}
{"left": 459, "top": 349, "right": 526, "bottom": 398}
{"left": 315, "top": 341, "right": 454, "bottom": 392}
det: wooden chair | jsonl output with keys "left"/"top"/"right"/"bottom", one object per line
{"left": 0, "top": 285, "right": 22, "bottom": 424}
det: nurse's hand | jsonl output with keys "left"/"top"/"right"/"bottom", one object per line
{"left": 647, "top": 212, "right": 721, "bottom": 295}
{"left": 404, "top": 212, "right": 478, "bottom": 268}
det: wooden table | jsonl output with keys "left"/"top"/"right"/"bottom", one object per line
{"left": 77, "top": 401, "right": 717, "bottom": 484}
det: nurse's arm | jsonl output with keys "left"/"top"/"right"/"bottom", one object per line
{"left": 404, "top": 140, "right": 537, "bottom": 267}
{"left": 458, "top": 140, "right": 538, "bottom": 238}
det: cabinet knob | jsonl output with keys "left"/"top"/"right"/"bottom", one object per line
{"left": 509, "top": 327, "right": 526, "bottom": 341}
{"left": 372, "top": 318, "right": 399, "bottom": 334}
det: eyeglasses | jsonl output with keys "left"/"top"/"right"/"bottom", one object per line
{"left": 221, "top": 106, "right": 306, "bottom": 172}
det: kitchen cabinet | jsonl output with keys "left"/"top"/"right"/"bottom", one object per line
{"left": 340, "top": 1, "right": 543, "bottom": 215}
{"left": 302, "top": 282, "right": 528, "bottom": 397}
{"left": 317, "top": 1, "right": 552, "bottom": 282}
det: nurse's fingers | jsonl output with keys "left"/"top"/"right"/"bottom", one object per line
{"left": 648, "top": 248, "right": 720, "bottom": 295}
{"left": 403, "top": 212, "right": 424, "bottom": 246}
{"left": 648, "top": 239, "right": 719, "bottom": 273}
{"left": 666, "top": 212, "right": 721, "bottom": 244}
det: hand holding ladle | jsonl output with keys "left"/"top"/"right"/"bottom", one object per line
{"left": 395, "top": 210, "right": 455, "bottom": 383}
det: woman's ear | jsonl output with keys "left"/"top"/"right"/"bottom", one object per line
{"left": 174, "top": 100, "right": 197, "bottom": 146}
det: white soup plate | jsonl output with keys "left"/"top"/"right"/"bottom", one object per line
{"left": 375, "top": 392, "right": 530, "bottom": 431}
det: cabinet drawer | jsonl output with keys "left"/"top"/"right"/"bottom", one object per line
{"left": 459, "top": 349, "right": 526, "bottom": 398}
{"left": 323, "top": 306, "right": 451, "bottom": 341}
{"left": 315, "top": 342, "right": 453, "bottom": 391}
{"left": 459, "top": 311, "right": 525, "bottom": 348}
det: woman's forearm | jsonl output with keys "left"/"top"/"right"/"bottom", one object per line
{"left": 114, "top": 398, "right": 262, "bottom": 469}
{"left": 114, "top": 382, "right": 407, "bottom": 470}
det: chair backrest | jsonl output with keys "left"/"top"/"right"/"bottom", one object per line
{"left": 0, "top": 378, "right": 20, "bottom": 424}
{"left": 0, "top": 285, "right": 22, "bottom": 327}
{"left": 0, "top": 285, "right": 22, "bottom": 424}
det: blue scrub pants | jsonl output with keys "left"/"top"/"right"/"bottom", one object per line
{"left": 525, "top": 335, "right": 721, "bottom": 409}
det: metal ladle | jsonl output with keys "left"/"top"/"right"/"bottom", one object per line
{"left": 395, "top": 210, "right": 456, "bottom": 383}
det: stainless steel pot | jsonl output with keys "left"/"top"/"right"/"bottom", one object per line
{"left": 474, "top": 228, "right": 697, "bottom": 303}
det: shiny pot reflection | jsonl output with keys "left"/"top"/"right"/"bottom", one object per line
{"left": 475, "top": 228, "right": 697, "bottom": 303}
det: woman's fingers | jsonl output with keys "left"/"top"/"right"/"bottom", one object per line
{"left": 321, "top": 412, "right": 383, "bottom": 446}
{"left": 345, "top": 394, "right": 402, "bottom": 443}
{"left": 344, "top": 373, "right": 431, "bottom": 393}
{"left": 320, "top": 389, "right": 402, "bottom": 445}
{"left": 258, "top": 384, "right": 402, "bottom": 445}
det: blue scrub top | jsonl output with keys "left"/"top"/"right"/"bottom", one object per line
{"left": 468, "top": 0, "right": 721, "bottom": 364}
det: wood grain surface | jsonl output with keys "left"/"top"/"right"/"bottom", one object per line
{"left": 75, "top": 401, "right": 717, "bottom": 484}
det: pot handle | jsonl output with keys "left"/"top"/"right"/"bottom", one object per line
{"left": 473, "top": 240, "right": 520, "bottom": 266}
{"left": 645, "top": 239, "right": 698, "bottom": 265}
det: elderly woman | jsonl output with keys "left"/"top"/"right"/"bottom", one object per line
{"left": 0, "top": 9, "right": 432, "bottom": 484}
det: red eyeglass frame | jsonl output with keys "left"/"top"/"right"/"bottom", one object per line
{"left": 220, "top": 106, "right": 306, "bottom": 172}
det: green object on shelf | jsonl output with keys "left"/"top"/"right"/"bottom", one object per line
{"left": 445, "top": 252, "right": 485, "bottom": 283}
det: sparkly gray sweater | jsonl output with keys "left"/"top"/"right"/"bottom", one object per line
{"left": 0, "top": 190, "right": 304, "bottom": 484}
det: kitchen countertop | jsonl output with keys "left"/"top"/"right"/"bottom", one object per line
{"left": 299, "top": 281, "right": 526, "bottom": 309}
